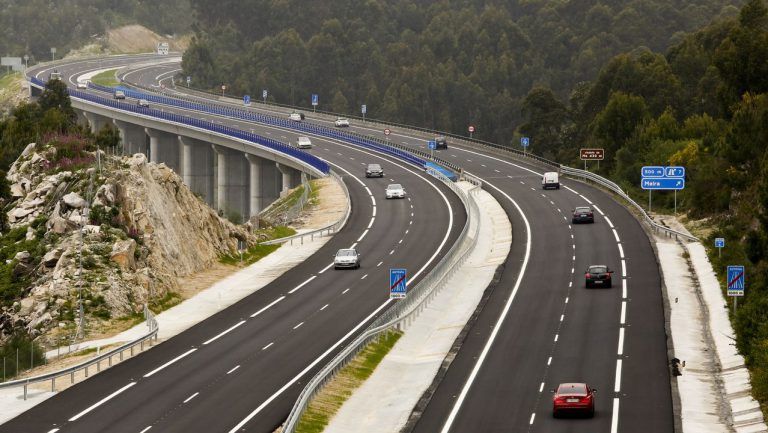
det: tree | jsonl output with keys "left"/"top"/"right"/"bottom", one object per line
{"left": 519, "top": 87, "right": 569, "bottom": 158}
{"left": 38, "top": 79, "right": 75, "bottom": 124}
{"left": 591, "top": 92, "right": 650, "bottom": 169}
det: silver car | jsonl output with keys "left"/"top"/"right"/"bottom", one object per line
{"left": 334, "top": 248, "right": 360, "bottom": 269}
{"left": 385, "top": 184, "right": 406, "bottom": 199}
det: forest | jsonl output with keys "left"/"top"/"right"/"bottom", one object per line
{"left": 0, "top": 0, "right": 192, "bottom": 62}
{"left": 181, "top": 0, "right": 768, "bottom": 412}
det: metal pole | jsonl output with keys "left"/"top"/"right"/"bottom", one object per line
{"left": 649, "top": 190, "right": 652, "bottom": 213}
{"left": 584, "top": 160, "right": 587, "bottom": 171}
{"left": 674, "top": 190, "right": 677, "bottom": 215}
{"left": 16, "top": 348, "right": 19, "bottom": 376}
{"left": 719, "top": 247, "right": 722, "bottom": 258}
{"left": 734, "top": 296, "right": 737, "bottom": 314}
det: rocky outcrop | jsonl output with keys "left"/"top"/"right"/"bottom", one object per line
{"left": 1, "top": 144, "right": 256, "bottom": 345}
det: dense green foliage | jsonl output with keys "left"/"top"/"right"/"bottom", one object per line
{"left": 183, "top": 0, "right": 740, "bottom": 143}
{"left": 0, "top": 0, "right": 192, "bottom": 62}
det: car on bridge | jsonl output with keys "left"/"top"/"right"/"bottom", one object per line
{"left": 334, "top": 117, "right": 350, "bottom": 127}
{"left": 296, "top": 136, "right": 312, "bottom": 149}
{"left": 571, "top": 206, "right": 594, "bottom": 224}
{"left": 365, "top": 163, "right": 384, "bottom": 178}
{"left": 552, "top": 382, "right": 596, "bottom": 418}
{"left": 137, "top": 99, "right": 150, "bottom": 108}
{"left": 334, "top": 248, "right": 360, "bottom": 269}
{"left": 113, "top": 90, "right": 126, "bottom": 100}
{"left": 585, "top": 265, "right": 613, "bottom": 288}
{"left": 385, "top": 183, "right": 406, "bottom": 199}
{"left": 76, "top": 80, "right": 89, "bottom": 90}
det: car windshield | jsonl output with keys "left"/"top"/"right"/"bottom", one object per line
{"left": 558, "top": 383, "right": 588, "bottom": 395}
{"left": 368, "top": 164, "right": 381, "bottom": 170}
{"left": 337, "top": 250, "right": 356, "bottom": 257}
{"left": 575, "top": 207, "right": 591, "bottom": 213}
{"left": 589, "top": 266, "right": 607, "bottom": 273}
{"left": 387, "top": 184, "right": 402, "bottom": 190}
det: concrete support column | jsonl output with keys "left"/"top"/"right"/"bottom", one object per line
{"left": 179, "top": 136, "right": 194, "bottom": 186}
{"left": 114, "top": 120, "right": 146, "bottom": 156}
{"left": 212, "top": 145, "right": 228, "bottom": 212}
{"left": 144, "top": 128, "right": 180, "bottom": 171}
{"left": 83, "top": 112, "right": 108, "bottom": 134}
{"left": 145, "top": 128, "right": 160, "bottom": 163}
{"left": 245, "top": 154, "right": 263, "bottom": 218}
{"left": 276, "top": 163, "right": 295, "bottom": 196}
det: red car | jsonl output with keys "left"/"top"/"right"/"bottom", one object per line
{"left": 552, "top": 382, "right": 596, "bottom": 418}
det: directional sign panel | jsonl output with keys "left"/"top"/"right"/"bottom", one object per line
{"left": 715, "top": 238, "right": 725, "bottom": 248}
{"left": 641, "top": 178, "right": 685, "bottom": 190}
{"left": 361, "top": 104, "right": 367, "bottom": 114}
{"left": 311, "top": 94, "right": 319, "bottom": 106}
{"left": 642, "top": 166, "right": 665, "bottom": 178}
{"left": 727, "top": 265, "right": 745, "bottom": 297}
{"left": 390, "top": 268, "right": 407, "bottom": 299}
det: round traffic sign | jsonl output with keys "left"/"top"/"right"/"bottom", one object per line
{"left": 468, "top": 125, "right": 475, "bottom": 133}
{"left": 384, "top": 128, "right": 391, "bottom": 136}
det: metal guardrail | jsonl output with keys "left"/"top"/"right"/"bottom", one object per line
{"left": 282, "top": 169, "right": 481, "bottom": 432}
{"left": 260, "top": 170, "right": 352, "bottom": 246}
{"left": 0, "top": 306, "right": 158, "bottom": 400}
{"left": 559, "top": 166, "right": 699, "bottom": 242}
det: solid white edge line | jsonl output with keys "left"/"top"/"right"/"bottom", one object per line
{"left": 68, "top": 382, "right": 137, "bottom": 421}
{"left": 288, "top": 275, "right": 317, "bottom": 294}
{"left": 367, "top": 217, "right": 375, "bottom": 229}
{"left": 438, "top": 177, "right": 532, "bottom": 433}
{"left": 203, "top": 320, "right": 246, "bottom": 345}
{"left": 620, "top": 301, "right": 627, "bottom": 324}
{"left": 250, "top": 296, "right": 286, "bottom": 317}
{"left": 318, "top": 262, "right": 334, "bottom": 274}
{"left": 183, "top": 392, "right": 199, "bottom": 404}
{"left": 594, "top": 205, "right": 605, "bottom": 216}
{"left": 227, "top": 365, "right": 240, "bottom": 375}
{"left": 614, "top": 359, "right": 623, "bottom": 392}
{"left": 617, "top": 328, "right": 625, "bottom": 355}
{"left": 227, "top": 299, "right": 394, "bottom": 433}
{"left": 611, "top": 397, "right": 620, "bottom": 433}
{"left": 143, "top": 349, "right": 197, "bottom": 378}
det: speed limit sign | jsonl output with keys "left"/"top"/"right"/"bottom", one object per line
{"left": 468, "top": 125, "right": 475, "bottom": 133}
{"left": 384, "top": 128, "right": 391, "bottom": 136}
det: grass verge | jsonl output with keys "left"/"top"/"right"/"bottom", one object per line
{"left": 295, "top": 330, "right": 403, "bottom": 433}
{"left": 220, "top": 243, "right": 281, "bottom": 266}
{"left": 90, "top": 69, "right": 120, "bottom": 87}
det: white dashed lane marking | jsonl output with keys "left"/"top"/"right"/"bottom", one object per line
{"left": 262, "top": 342, "right": 273, "bottom": 350}
{"left": 293, "top": 322, "right": 304, "bottom": 330}
{"left": 183, "top": 392, "right": 199, "bottom": 404}
{"left": 227, "top": 365, "right": 240, "bottom": 375}
{"left": 320, "top": 304, "right": 329, "bottom": 311}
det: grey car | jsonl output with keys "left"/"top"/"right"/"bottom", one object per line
{"left": 334, "top": 248, "right": 361, "bottom": 269}
{"left": 366, "top": 163, "right": 384, "bottom": 178}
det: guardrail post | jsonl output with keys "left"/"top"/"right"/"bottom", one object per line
{"left": 85, "top": 366, "right": 88, "bottom": 377}
{"left": 23, "top": 382, "right": 27, "bottom": 400}
{"left": 108, "top": 355, "right": 112, "bottom": 367}
{"left": 52, "top": 377, "right": 55, "bottom": 392}
{"left": 97, "top": 360, "right": 100, "bottom": 372}
{"left": 71, "top": 370, "right": 74, "bottom": 383}
{"left": 120, "top": 350, "right": 124, "bottom": 361}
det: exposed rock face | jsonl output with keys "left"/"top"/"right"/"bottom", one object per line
{"left": 2, "top": 145, "right": 256, "bottom": 345}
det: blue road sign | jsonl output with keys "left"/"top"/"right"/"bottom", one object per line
{"left": 642, "top": 166, "right": 665, "bottom": 178}
{"left": 665, "top": 166, "right": 685, "bottom": 178}
{"left": 390, "top": 268, "right": 407, "bottom": 299}
{"left": 361, "top": 104, "right": 367, "bottom": 114}
{"left": 727, "top": 265, "right": 745, "bottom": 297}
{"left": 428, "top": 140, "right": 436, "bottom": 150}
{"left": 521, "top": 137, "right": 530, "bottom": 148}
{"left": 243, "top": 95, "right": 251, "bottom": 105}
{"left": 641, "top": 178, "right": 685, "bottom": 190}
{"left": 715, "top": 238, "right": 725, "bottom": 248}
{"left": 311, "top": 94, "right": 319, "bottom": 106}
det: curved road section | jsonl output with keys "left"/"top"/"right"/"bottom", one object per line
{"left": 121, "top": 60, "right": 673, "bottom": 433}
{"left": 6, "top": 58, "right": 466, "bottom": 433}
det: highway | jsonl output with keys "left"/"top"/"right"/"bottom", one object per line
{"left": 14, "top": 55, "right": 674, "bottom": 433}
{"left": 8, "top": 58, "right": 466, "bottom": 433}
{"left": 123, "top": 60, "right": 674, "bottom": 433}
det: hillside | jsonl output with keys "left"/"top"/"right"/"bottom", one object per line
{"left": 180, "top": 0, "right": 742, "bottom": 144}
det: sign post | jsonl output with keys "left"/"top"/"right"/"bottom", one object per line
{"left": 715, "top": 238, "right": 725, "bottom": 257}
{"left": 186, "top": 76, "right": 191, "bottom": 87}
{"left": 311, "top": 93, "right": 319, "bottom": 112}
{"left": 468, "top": 125, "right": 475, "bottom": 139}
{"left": 580, "top": 148, "right": 604, "bottom": 171}
{"left": 428, "top": 140, "right": 436, "bottom": 159}
{"left": 390, "top": 269, "right": 407, "bottom": 299}
{"left": 361, "top": 104, "right": 367, "bottom": 122}
{"left": 726, "top": 265, "right": 745, "bottom": 313}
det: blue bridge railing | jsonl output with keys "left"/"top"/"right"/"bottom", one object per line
{"left": 30, "top": 77, "right": 330, "bottom": 174}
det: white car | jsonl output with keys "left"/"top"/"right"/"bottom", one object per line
{"left": 289, "top": 112, "right": 304, "bottom": 121}
{"left": 113, "top": 90, "right": 126, "bottom": 100}
{"left": 76, "top": 81, "right": 88, "bottom": 90}
{"left": 334, "top": 117, "right": 350, "bottom": 127}
{"left": 137, "top": 99, "right": 150, "bottom": 108}
{"left": 296, "top": 136, "right": 312, "bottom": 149}
{"left": 334, "top": 248, "right": 360, "bottom": 269}
{"left": 385, "top": 183, "right": 406, "bottom": 199}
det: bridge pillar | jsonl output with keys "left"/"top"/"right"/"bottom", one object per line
{"left": 245, "top": 154, "right": 263, "bottom": 218}
{"left": 144, "top": 128, "right": 179, "bottom": 172}
{"left": 83, "top": 112, "right": 109, "bottom": 134}
{"left": 113, "top": 120, "right": 146, "bottom": 156}
{"left": 276, "top": 163, "right": 302, "bottom": 195}
{"left": 211, "top": 145, "right": 249, "bottom": 221}
{"left": 176, "top": 136, "right": 214, "bottom": 206}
